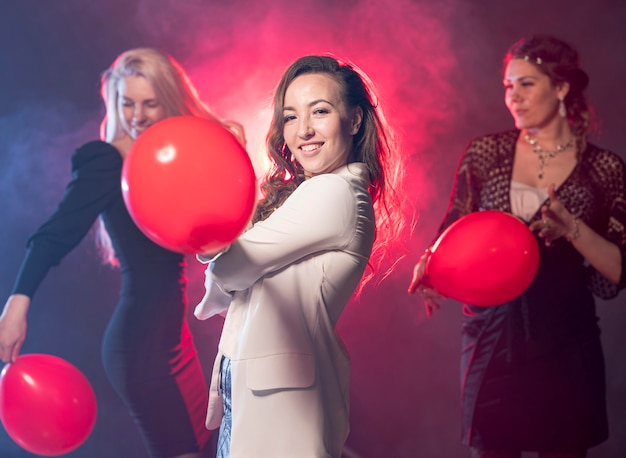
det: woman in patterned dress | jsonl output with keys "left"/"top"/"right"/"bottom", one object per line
{"left": 409, "top": 35, "right": 626, "bottom": 458}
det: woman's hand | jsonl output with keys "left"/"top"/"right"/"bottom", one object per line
{"left": 529, "top": 184, "right": 578, "bottom": 246}
{"left": 223, "top": 120, "right": 247, "bottom": 148}
{"left": 530, "top": 184, "right": 622, "bottom": 284}
{"left": 408, "top": 248, "right": 447, "bottom": 318}
{"left": 0, "top": 294, "right": 30, "bottom": 363}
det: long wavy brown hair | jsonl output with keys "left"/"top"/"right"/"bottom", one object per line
{"left": 257, "top": 54, "right": 412, "bottom": 291}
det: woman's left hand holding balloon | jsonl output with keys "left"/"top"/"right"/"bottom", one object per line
{"left": 0, "top": 295, "right": 30, "bottom": 363}
{"left": 408, "top": 248, "right": 447, "bottom": 318}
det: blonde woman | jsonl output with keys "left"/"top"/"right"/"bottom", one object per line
{"left": 0, "top": 48, "right": 244, "bottom": 458}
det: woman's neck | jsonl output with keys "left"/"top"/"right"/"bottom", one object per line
{"left": 523, "top": 120, "right": 573, "bottom": 150}
{"left": 111, "top": 134, "right": 134, "bottom": 158}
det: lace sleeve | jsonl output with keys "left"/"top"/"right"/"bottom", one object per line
{"left": 588, "top": 266, "right": 619, "bottom": 299}
{"left": 438, "top": 131, "right": 517, "bottom": 233}
{"left": 439, "top": 139, "right": 484, "bottom": 232}
{"left": 587, "top": 148, "right": 626, "bottom": 297}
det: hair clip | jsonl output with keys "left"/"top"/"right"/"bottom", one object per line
{"left": 523, "top": 55, "right": 543, "bottom": 65}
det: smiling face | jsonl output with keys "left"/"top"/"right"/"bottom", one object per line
{"left": 282, "top": 73, "right": 362, "bottom": 178}
{"left": 117, "top": 74, "right": 166, "bottom": 139}
{"left": 503, "top": 58, "right": 569, "bottom": 131}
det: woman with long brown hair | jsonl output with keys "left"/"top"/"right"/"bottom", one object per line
{"left": 195, "top": 54, "right": 409, "bottom": 457}
{"left": 409, "top": 35, "right": 626, "bottom": 458}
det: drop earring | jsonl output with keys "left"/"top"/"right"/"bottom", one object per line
{"left": 558, "top": 97, "right": 567, "bottom": 118}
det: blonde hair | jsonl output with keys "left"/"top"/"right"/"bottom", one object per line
{"left": 96, "top": 48, "right": 244, "bottom": 265}
{"left": 99, "top": 47, "right": 225, "bottom": 142}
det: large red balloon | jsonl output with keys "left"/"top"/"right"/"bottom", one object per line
{"left": 0, "top": 354, "right": 97, "bottom": 456}
{"left": 121, "top": 116, "right": 257, "bottom": 254}
{"left": 425, "top": 210, "right": 540, "bottom": 306}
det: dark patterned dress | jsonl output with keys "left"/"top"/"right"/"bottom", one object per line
{"left": 439, "top": 130, "right": 626, "bottom": 451}
{"left": 12, "top": 141, "right": 211, "bottom": 457}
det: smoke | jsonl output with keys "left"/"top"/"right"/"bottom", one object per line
{"left": 118, "top": 0, "right": 455, "bottom": 174}
{"left": 129, "top": 0, "right": 465, "bottom": 247}
{"left": 3, "top": 0, "right": 625, "bottom": 456}
{"left": 2, "top": 2, "right": 466, "bottom": 455}
{"left": 0, "top": 101, "right": 99, "bottom": 225}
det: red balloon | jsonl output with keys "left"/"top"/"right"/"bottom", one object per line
{"left": 425, "top": 210, "right": 540, "bottom": 306}
{"left": 0, "top": 354, "right": 97, "bottom": 456}
{"left": 122, "top": 116, "right": 257, "bottom": 254}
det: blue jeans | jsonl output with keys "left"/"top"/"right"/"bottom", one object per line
{"left": 216, "top": 357, "right": 232, "bottom": 458}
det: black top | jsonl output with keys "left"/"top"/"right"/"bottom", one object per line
{"left": 12, "top": 140, "right": 184, "bottom": 299}
{"left": 9, "top": 141, "right": 211, "bottom": 455}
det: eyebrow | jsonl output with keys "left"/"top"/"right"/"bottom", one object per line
{"left": 120, "top": 96, "right": 159, "bottom": 103}
{"left": 283, "top": 98, "right": 335, "bottom": 111}
{"left": 503, "top": 75, "right": 539, "bottom": 83}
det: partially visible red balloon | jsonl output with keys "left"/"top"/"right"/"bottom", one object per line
{"left": 425, "top": 210, "right": 540, "bottom": 306}
{"left": 0, "top": 354, "right": 97, "bottom": 456}
{"left": 122, "top": 116, "right": 257, "bottom": 254}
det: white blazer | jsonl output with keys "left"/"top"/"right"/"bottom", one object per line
{"left": 195, "top": 163, "right": 375, "bottom": 458}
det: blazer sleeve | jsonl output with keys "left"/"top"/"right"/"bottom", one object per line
{"left": 194, "top": 262, "right": 233, "bottom": 320}
{"left": 209, "top": 173, "right": 358, "bottom": 290}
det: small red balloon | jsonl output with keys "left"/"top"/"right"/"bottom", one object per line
{"left": 425, "top": 210, "right": 540, "bottom": 306}
{"left": 0, "top": 354, "right": 97, "bottom": 456}
{"left": 122, "top": 116, "right": 257, "bottom": 254}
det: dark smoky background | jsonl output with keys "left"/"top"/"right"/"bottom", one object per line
{"left": 0, "top": 1, "right": 624, "bottom": 456}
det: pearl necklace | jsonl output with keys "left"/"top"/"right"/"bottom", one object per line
{"left": 523, "top": 134, "right": 574, "bottom": 179}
